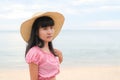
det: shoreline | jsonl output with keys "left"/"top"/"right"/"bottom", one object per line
{"left": 0, "top": 66, "right": 120, "bottom": 80}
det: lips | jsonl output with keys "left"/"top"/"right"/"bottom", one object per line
{"left": 47, "top": 36, "right": 53, "bottom": 38}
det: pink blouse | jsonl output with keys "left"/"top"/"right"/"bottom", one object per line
{"left": 25, "top": 46, "right": 60, "bottom": 80}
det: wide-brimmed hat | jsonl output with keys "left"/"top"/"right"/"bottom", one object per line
{"left": 20, "top": 12, "right": 65, "bottom": 42}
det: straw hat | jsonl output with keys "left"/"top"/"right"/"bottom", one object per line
{"left": 20, "top": 12, "right": 65, "bottom": 42}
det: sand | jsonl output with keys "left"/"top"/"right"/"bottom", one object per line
{"left": 57, "top": 66, "right": 120, "bottom": 80}
{"left": 0, "top": 66, "right": 120, "bottom": 80}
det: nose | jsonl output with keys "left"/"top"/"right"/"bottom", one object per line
{"left": 47, "top": 28, "right": 53, "bottom": 34}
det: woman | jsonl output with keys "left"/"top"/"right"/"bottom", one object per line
{"left": 20, "top": 12, "right": 65, "bottom": 80}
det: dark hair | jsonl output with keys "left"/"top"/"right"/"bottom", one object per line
{"left": 25, "top": 16, "right": 56, "bottom": 56}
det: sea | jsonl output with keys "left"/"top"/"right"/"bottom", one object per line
{"left": 0, "top": 30, "right": 120, "bottom": 69}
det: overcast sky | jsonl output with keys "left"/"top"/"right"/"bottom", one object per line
{"left": 0, "top": 0, "right": 120, "bottom": 31}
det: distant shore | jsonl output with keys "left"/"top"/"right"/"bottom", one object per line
{"left": 0, "top": 66, "right": 120, "bottom": 80}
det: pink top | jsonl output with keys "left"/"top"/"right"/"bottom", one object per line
{"left": 25, "top": 46, "right": 60, "bottom": 80}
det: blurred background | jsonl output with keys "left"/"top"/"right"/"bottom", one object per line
{"left": 0, "top": 0, "right": 120, "bottom": 69}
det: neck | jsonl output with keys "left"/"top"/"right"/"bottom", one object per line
{"left": 41, "top": 42, "right": 51, "bottom": 53}
{"left": 44, "top": 42, "right": 49, "bottom": 49}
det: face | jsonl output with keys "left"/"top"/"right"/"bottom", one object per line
{"left": 38, "top": 26, "right": 54, "bottom": 42}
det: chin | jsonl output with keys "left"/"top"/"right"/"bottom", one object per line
{"left": 46, "top": 39, "right": 52, "bottom": 42}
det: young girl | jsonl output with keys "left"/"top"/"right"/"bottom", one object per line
{"left": 20, "top": 12, "right": 65, "bottom": 80}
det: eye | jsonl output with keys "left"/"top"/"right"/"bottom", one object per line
{"left": 50, "top": 26, "right": 54, "bottom": 29}
{"left": 42, "top": 27, "right": 47, "bottom": 30}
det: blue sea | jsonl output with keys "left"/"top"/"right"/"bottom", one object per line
{"left": 0, "top": 30, "right": 120, "bottom": 69}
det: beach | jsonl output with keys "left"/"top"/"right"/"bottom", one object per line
{"left": 0, "top": 30, "right": 120, "bottom": 80}
{"left": 0, "top": 66, "right": 120, "bottom": 80}
{"left": 58, "top": 66, "right": 120, "bottom": 80}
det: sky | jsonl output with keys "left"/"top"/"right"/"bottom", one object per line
{"left": 0, "top": 0, "right": 120, "bottom": 31}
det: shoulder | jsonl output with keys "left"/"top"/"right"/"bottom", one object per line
{"left": 28, "top": 46, "right": 40, "bottom": 53}
{"left": 25, "top": 46, "right": 42, "bottom": 65}
{"left": 26, "top": 46, "right": 43, "bottom": 57}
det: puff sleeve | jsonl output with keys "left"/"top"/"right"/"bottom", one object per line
{"left": 25, "top": 47, "right": 41, "bottom": 65}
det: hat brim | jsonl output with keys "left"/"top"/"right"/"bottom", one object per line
{"left": 20, "top": 12, "right": 65, "bottom": 42}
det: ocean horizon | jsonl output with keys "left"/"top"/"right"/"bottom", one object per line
{"left": 0, "top": 30, "right": 120, "bottom": 69}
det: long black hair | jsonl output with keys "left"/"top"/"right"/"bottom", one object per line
{"left": 25, "top": 16, "right": 56, "bottom": 56}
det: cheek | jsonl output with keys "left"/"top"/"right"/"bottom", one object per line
{"left": 38, "top": 29, "right": 44, "bottom": 38}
